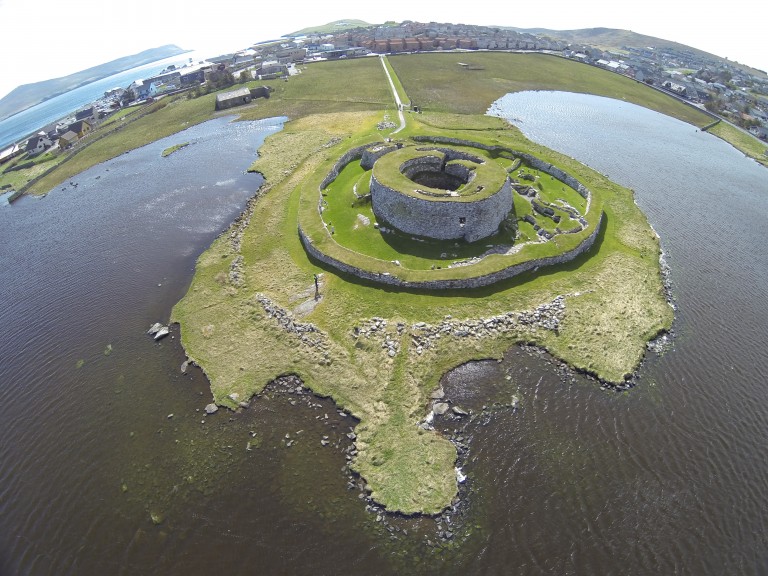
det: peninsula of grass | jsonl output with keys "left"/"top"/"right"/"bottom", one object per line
{"left": 161, "top": 142, "right": 189, "bottom": 157}
{"left": 172, "top": 55, "right": 672, "bottom": 515}
{"left": 17, "top": 50, "right": 693, "bottom": 515}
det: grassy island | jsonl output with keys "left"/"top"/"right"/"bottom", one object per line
{"left": 171, "top": 55, "right": 674, "bottom": 515}
{"left": 4, "top": 50, "right": 704, "bottom": 516}
{"left": 161, "top": 142, "right": 189, "bottom": 157}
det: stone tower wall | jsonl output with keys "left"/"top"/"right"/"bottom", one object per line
{"left": 370, "top": 174, "right": 512, "bottom": 243}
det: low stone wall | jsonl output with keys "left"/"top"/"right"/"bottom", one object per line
{"left": 299, "top": 211, "right": 603, "bottom": 290}
{"left": 415, "top": 146, "right": 483, "bottom": 164}
{"left": 320, "top": 144, "right": 369, "bottom": 190}
{"left": 515, "top": 152, "right": 589, "bottom": 199}
{"left": 320, "top": 143, "right": 400, "bottom": 189}
{"left": 360, "top": 145, "right": 397, "bottom": 170}
{"left": 370, "top": 172, "right": 512, "bottom": 242}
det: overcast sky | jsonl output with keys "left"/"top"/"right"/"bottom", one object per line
{"left": 1, "top": 0, "right": 766, "bottom": 99}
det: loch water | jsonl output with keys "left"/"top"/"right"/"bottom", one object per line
{"left": 0, "top": 92, "right": 767, "bottom": 575}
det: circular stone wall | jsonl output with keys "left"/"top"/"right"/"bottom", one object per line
{"left": 370, "top": 147, "right": 512, "bottom": 243}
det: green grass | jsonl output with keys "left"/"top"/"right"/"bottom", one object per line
{"left": 161, "top": 142, "right": 189, "bottom": 157}
{"left": 237, "top": 58, "right": 393, "bottom": 123}
{"left": 706, "top": 122, "right": 768, "bottom": 167}
{"left": 389, "top": 52, "right": 712, "bottom": 127}
{"left": 173, "top": 98, "right": 671, "bottom": 515}
{"left": 381, "top": 56, "right": 410, "bottom": 107}
{"left": 100, "top": 105, "right": 142, "bottom": 127}
{"left": 530, "top": 170, "right": 587, "bottom": 211}
{"left": 0, "top": 151, "right": 61, "bottom": 190}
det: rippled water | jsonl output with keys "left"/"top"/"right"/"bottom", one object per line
{"left": 468, "top": 92, "right": 768, "bottom": 574}
{"left": 1, "top": 93, "right": 767, "bottom": 575}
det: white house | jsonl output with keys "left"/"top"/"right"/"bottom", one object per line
{"left": 129, "top": 79, "right": 159, "bottom": 100}
{"left": 25, "top": 132, "right": 54, "bottom": 156}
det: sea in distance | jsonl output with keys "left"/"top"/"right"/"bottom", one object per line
{"left": 0, "top": 50, "right": 213, "bottom": 150}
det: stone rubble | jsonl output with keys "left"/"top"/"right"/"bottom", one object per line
{"left": 353, "top": 296, "right": 567, "bottom": 357}
{"left": 229, "top": 255, "right": 244, "bottom": 286}
{"left": 255, "top": 293, "right": 329, "bottom": 353}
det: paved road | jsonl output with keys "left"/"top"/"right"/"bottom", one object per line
{"left": 379, "top": 56, "right": 406, "bottom": 134}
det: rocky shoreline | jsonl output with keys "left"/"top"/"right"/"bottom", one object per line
{"left": 182, "top": 292, "right": 666, "bottom": 544}
{"left": 250, "top": 373, "right": 475, "bottom": 545}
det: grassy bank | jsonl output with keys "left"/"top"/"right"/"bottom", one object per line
{"left": 706, "top": 121, "right": 768, "bottom": 167}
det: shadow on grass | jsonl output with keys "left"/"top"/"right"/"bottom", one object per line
{"left": 307, "top": 212, "right": 608, "bottom": 299}
{"left": 376, "top": 220, "right": 516, "bottom": 262}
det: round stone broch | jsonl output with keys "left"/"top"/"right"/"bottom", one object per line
{"left": 370, "top": 146, "right": 513, "bottom": 243}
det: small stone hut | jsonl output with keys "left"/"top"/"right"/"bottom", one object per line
{"left": 215, "top": 87, "right": 252, "bottom": 111}
{"left": 214, "top": 86, "right": 271, "bottom": 111}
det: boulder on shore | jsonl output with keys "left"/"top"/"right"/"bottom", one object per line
{"left": 432, "top": 402, "right": 450, "bottom": 416}
{"left": 147, "top": 322, "right": 164, "bottom": 335}
{"left": 153, "top": 326, "right": 170, "bottom": 341}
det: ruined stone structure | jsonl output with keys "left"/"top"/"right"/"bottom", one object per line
{"left": 300, "top": 136, "right": 600, "bottom": 290}
{"left": 370, "top": 147, "right": 512, "bottom": 243}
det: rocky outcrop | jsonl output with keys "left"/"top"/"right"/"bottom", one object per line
{"left": 255, "top": 293, "right": 327, "bottom": 350}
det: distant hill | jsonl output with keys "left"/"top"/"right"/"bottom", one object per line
{"left": 514, "top": 27, "right": 686, "bottom": 49}
{"left": 0, "top": 44, "right": 190, "bottom": 122}
{"left": 286, "top": 20, "right": 373, "bottom": 36}
{"left": 511, "top": 27, "right": 767, "bottom": 76}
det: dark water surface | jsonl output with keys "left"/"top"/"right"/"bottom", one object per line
{"left": 1, "top": 93, "right": 767, "bottom": 575}
{"left": 481, "top": 92, "right": 768, "bottom": 574}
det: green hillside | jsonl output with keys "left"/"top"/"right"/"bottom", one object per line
{"left": 286, "top": 19, "right": 373, "bottom": 36}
